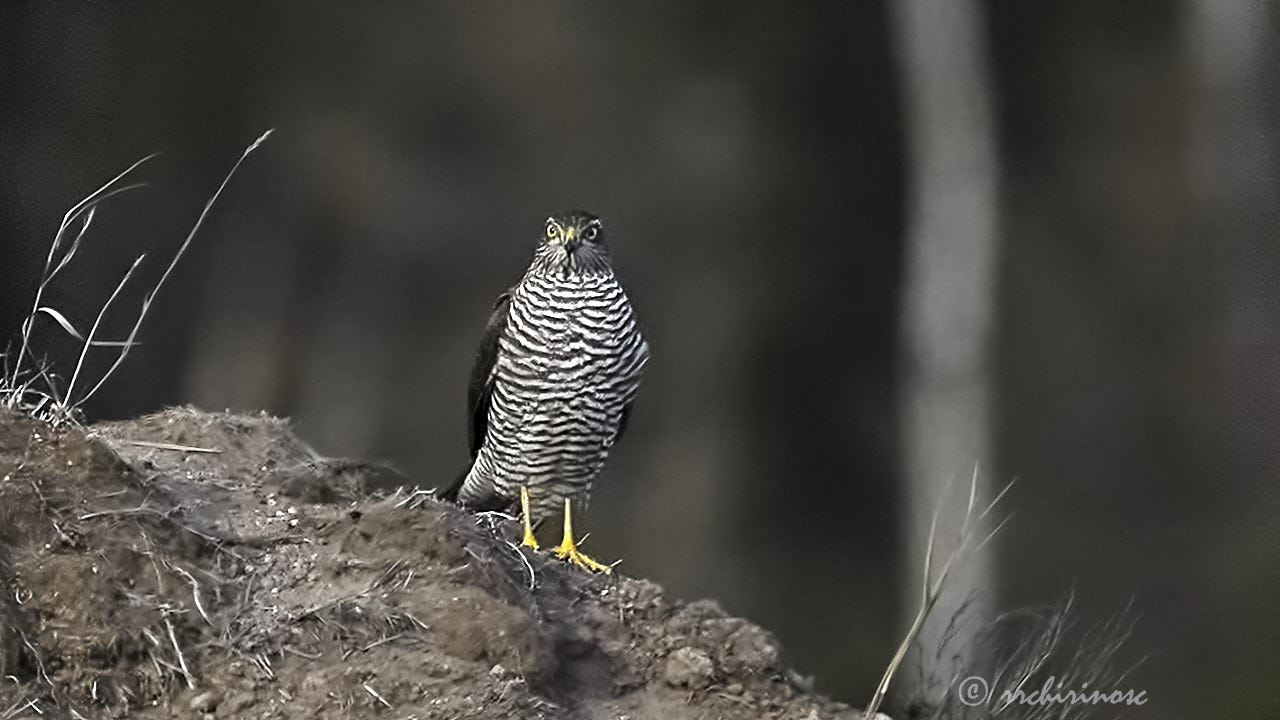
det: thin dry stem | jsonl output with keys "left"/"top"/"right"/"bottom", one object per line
{"left": 3, "top": 131, "right": 272, "bottom": 424}
{"left": 115, "top": 439, "right": 222, "bottom": 453}
{"left": 8, "top": 155, "right": 154, "bottom": 395}
{"left": 362, "top": 683, "right": 393, "bottom": 709}
{"left": 77, "top": 129, "right": 274, "bottom": 408}
{"left": 863, "top": 469, "right": 1014, "bottom": 719}
{"left": 170, "top": 564, "right": 214, "bottom": 626}
{"left": 162, "top": 612, "right": 196, "bottom": 690}
{"left": 63, "top": 254, "right": 145, "bottom": 407}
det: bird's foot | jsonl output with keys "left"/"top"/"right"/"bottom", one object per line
{"left": 555, "top": 542, "right": 613, "bottom": 574}
{"left": 552, "top": 498, "right": 614, "bottom": 574}
{"left": 520, "top": 485, "right": 539, "bottom": 550}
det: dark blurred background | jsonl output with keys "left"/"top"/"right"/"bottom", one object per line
{"left": 2, "top": 3, "right": 1277, "bottom": 718}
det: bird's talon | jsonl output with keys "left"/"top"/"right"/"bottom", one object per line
{"left": 520, "top": 486, "right": 540, "bottom": 550}
{"left": 553, "top": 498, "right": 613, "bottom": 574}
{"left": 554, "top": 544, "right": 613, "bottom": 574}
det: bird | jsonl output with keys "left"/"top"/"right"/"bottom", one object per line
{"left": 438, "top": 210, "right": 649, "bottom": 573}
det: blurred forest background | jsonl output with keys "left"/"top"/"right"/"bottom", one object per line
{"left": 2, "top": 3, "right": 1277, "bottom": 719}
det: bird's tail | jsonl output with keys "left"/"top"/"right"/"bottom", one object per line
{"left": 436, "top": 466, "right": 510, "bottom": 512}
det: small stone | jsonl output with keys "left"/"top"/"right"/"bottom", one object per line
{"left": 189, "top": 690, "right": 220, "bottom": 713}
{"left": 626, "top": 578, "right": 665, "bottom": 607}
{"left": 723, "top": 623, "right": 781, "bottom": 674}
{"left": 667, "top": 599, "right": 726, "bottom": 636}
{"left": 663, "top": 646, "right": 715, "bottom": 690}
{"left": 226, "top": 691, "right": 256, "bottom": 713}
{"left": 678, "top": 599, "right": 725, "bottom": 622}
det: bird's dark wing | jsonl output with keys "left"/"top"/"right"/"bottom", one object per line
{"left": 436, "top": 291, "right": 512, "bottom": 503}
{"left": 467, "top": 291, "right": 512, "bottom": 458}
{"left": 613, "top": 402, "right": 635, "bottom": 445}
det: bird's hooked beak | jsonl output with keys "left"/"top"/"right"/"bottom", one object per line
{"left": 562, "top": 226, "right": 580, "bottom": 253}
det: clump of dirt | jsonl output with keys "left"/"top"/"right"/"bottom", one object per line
{"left": 0, "top": 406, "right": 867, "bottom": 719}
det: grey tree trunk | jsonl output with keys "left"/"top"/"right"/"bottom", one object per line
{"left": 891, "top": 0, "right": 1000, "bottom": 703}
{"left": 1188, "top": 0, "right": 1278, "bottom": 392}
{"left": 1186, "top": 3, "right": 1280, "bottom": 692}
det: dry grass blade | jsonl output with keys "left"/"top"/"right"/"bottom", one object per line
{"left": 7, "top": 155, "right": 155, "bottom": 394}
{"left": 170, "top": 563, "right": 214, "bottom": 626}
{"left": 163, "top": 612, "right": 197, "bottom": 690}
{"left": 924, "top": 593, "right": 1144, "bottom": 720}
{"left": 1, "top": 695, "right": 41, "bottom": 720}
{"left": 75, "top": 129, "right": 274, "bottom": 408}
{"left": 362, "top": 683, "right": 393, "bottom": 708}
{"left": 115, "top": 439, "right": 222, "bottom": 453}
{"left": 862, "top": 469, "right": 1015, "bottom": 719}
{"left": 35, "top": 306, "right": 87, "bottom": 341}
{"left": 37, "top": 300, "right": 144, "bottom": 348}
{"left": 63, "top": 254, "right": 145, "bottom": 406}
{"left": 2, "top": 131, "right": 272, "bottom": 424}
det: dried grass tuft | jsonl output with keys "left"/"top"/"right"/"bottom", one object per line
{"left": 1, "top": 131, "right": 272, "bottom": 426}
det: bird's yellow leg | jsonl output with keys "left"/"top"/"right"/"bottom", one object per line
{"left": 553, "top": 498, "right": 613, "bottom": 574}
{"left": 520, "top": 486, "right": 539, "bottom": 549}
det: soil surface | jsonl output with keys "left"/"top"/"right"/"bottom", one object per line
{"left": 0, "top": 406, "right": 870, "bottom": 719}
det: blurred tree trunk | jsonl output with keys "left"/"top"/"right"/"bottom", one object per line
{"left": 1189, "top": 0, "right": 1278, "bottom": 459}
{"left": 890, "top": 0, "right": 1000, "bottom": 703}
{"left": 1187, "top": 3, "right": 1280, "bottom": 714}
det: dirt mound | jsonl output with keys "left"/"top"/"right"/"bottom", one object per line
{"left": 0, "top": 407, "right": 865, "bottom": 719}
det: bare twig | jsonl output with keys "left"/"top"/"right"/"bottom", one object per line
{"left": 362, "top": 683, "right": 392, "bottom": 708}
{"left": 18, "top": 631, "right": 51, "bottom": 688}
{"left": 1, "top": 695, "right": 41, "bottom": 720}
{"left": 505, "top": 539, "right": 537, "bottom": 590}
{"left": 252, "top": 653, "right": 274, "bottom": 679}
{"left": 114, "top": 439, "right": 222, "bottom": 453}
{"left": 79, "top": 500, "right": 249, "bottom": 561}
{"left": 162, "top": 613, "right": 196, "bottom": 690}
{"left": 360, "top": 634, "right": 403, "bottom": 652}
{"left": 170, "top": 564, "right": 213, "bottom": 626}
{"left": 281, "top": 645, "right": 322, "bottom": 660}
{"left": 393, "top": 488, "right": 432, "bottom": 509}
{"left": 78, "top": 497, "right": 154, "bottom": 520}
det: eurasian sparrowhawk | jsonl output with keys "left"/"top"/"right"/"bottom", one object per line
{"left": 438, "top": 210, "right": 649, "bottom": 572}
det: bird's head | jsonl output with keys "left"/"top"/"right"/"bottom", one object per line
{"left": 532, "top": 210, "right": 611, "bottom": 277}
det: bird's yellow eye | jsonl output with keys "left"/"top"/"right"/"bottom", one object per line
{"left": 546, "top": 221, "right": 558, "bottom": 239}
{"left": 583, "top": 225, "right": 599, "bottom": 242}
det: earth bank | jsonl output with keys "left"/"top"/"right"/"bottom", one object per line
{"left": 0, "top": 406, "right": 871, "bottom": 719}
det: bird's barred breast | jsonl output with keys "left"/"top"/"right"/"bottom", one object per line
{"left": 479, "top": 272, "right": 647, "bottom": 514}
